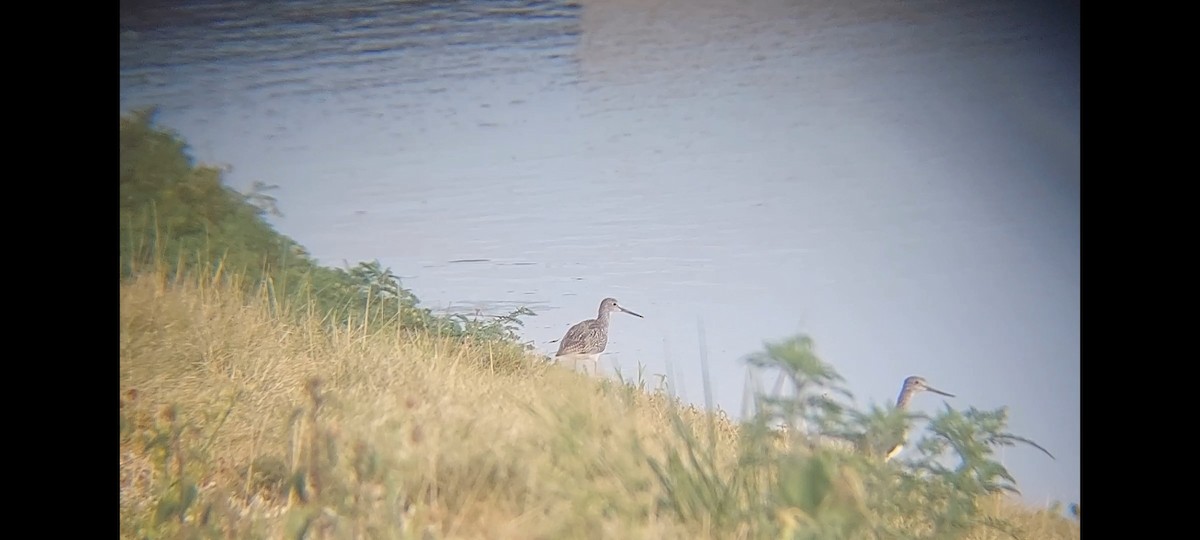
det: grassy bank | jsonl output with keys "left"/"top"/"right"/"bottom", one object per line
{"left": 119, "top": 271, "right": 1079, "bottom": 539}
{"left": 119, "top": 110, "right": 1077, "bottom": 539}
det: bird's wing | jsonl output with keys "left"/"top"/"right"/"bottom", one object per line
{"left": 877, "top": 423, "right": 911, "bottom": 461}
{"left": 555, "top": 320, "right": 604, "bottom": 356}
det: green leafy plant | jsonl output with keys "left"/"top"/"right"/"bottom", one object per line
{"left": 740, "top": 334, "right": 1060, "bottom": 539}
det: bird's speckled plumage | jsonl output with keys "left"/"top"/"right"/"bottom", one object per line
{"left": 555, "top": 320, "right": 608, "bottom": 357}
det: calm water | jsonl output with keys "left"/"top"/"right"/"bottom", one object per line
{"left": 120, "top": 0, "right": 1080, "bottom": 509}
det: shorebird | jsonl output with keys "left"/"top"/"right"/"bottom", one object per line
{"left": 554, "top": 297, "right": 643, "bottom": 377}
{"left": 879, "top": 376, "right": 955, "bottom": 461}
{"left": 791, "top": 376, "right": 954, "bottom": 461}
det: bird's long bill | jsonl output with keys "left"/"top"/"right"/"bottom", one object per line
{"left": 926, "top": 385, "right": 955, "bottom": 397}
{"left": 618, "top": 305, "right": 644, "bottom": 318}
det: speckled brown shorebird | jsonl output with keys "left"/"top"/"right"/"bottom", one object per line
{"left": 554, "top": 297, "right": 643, "bottom": 376}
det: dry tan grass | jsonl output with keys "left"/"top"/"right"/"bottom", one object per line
{"left": 119, "top": 274, "right": 1078, "bottom": 539}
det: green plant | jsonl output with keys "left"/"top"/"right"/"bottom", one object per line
{"left": 741, "top": 334, "right": 1060, "bottom": 539}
